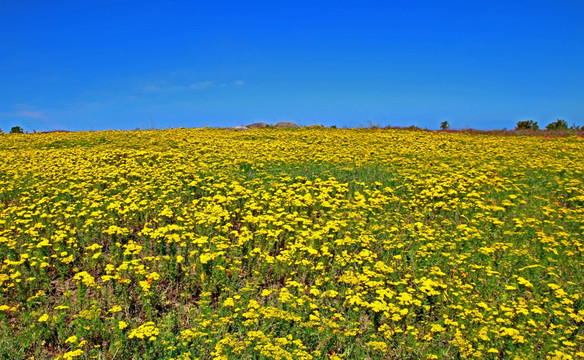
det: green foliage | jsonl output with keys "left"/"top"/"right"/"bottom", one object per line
{"left": 545, "top": 119, "right": 569, "bottom": 131}
{"left": 10, "top": 126, "right": 24, "bottom": 134}
{"left": 515, "top": 120, "right": 539, "bottom": 130}
{"left": 440, "top": 121, "right": 450, "bottom": 130}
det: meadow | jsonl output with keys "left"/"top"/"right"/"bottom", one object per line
{"left": 0, "top": 128, "right": 583, "bottom": 360}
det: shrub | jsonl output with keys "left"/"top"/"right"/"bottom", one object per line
{"left": 546, "top": 119, "right": 569, "bottom": 131}
{"left": 10, "top": 126, "right": 24, "bottom": 134}
{"left": 440, "top": 121, "right": 450, "bottom": 130}
{"left": 515, "top": 120, "right": 539, "bottom": 130}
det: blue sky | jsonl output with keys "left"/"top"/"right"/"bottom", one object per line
{"left": 1, "top": 0, "right": 583, "bottom": 131}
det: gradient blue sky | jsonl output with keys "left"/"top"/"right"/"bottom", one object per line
{"left": 1, "top": 0, "right": 583, "bottom": 131}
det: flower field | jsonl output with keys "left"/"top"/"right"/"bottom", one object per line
{"left": 0, "top": 128, "right": 583, "bottom": 359}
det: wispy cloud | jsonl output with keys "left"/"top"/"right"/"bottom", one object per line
{"left": 189, "top": 81, "right": 213, "bottom": 90}
{"left": 17, "top": 111, "right": 46, "bottom": 119}
{"left": 234, "top": 80, "right": 245, "bottom": 86}
{"left": 144, "top": 81, "right": 214, "bottom": 93}
{"left": 0, "top": 110, "right": 46, "bottom": 119}
{"left": 144, "top": 85, "right": 188, "bottom": 93}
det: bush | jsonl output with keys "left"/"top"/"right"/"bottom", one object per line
{"left": 546, "top": 119, "right": 569, "bottom": 131}
{"left": 516, "top": 120, "right": 539, "bottom": 130}
{"left": 10, "top": 126, "right": 24, "bottom": 134}
{"left": 440, "top": 121, "right": 450, "bottom": 130}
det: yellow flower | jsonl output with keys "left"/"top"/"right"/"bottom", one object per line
{"left": 73, "top": 271, "right": 97, "bottom": 287}
{"left": 38, "top": 314, "right": 49, "bottom": 322}
{"left": 139, "top": 280, "right": 151, "bottom": 293}
{"left": 517, "top": 277, "right": 533, "bottom": 288}
{"left": 146, "top": 272, "right": 161, "bottom": 281}
{"left": 63, "top": 349, "right": 84, "bottom": 359}
{"left": 128, "top": 322, "right": 159, "bottom": 339}
{"left": 65, "top": 335, "right": 78, "bottom": 344}
{"left": 365, "top": 340, "right": 387, "bottom": 352}
{"left": 118, "top": 321, "right": 128, "bottom": 330}
{"left": 430, "top": 324, "right": 446, "bottom": 333}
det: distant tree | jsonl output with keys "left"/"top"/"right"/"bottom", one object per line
{"left": 570, "top": 123, "right": 582, "bottom": 131}
{"left": 10, "top": 126, "right": 24, "bottom": 134}
{"left": 546, "top": 119, "right": 568, "bottom": 130}
{"left": 515, "top": 120, "right": 539, "bottom": 130}
{"left": 440, "top": 121, "right": 450, "bottom": 130}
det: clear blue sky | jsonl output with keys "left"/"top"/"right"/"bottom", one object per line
{"left": 1, "top": 0, "right": 583, "bottom": 132}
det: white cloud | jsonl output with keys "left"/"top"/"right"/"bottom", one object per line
{"left": 17, "top": 111, "right": 46, "bottom": 119}
{"left": 189, "top": 81, "right": 213, "bottom": 90}
{"left": 0, "top": 110, "right": 46, "bottom": 119}
{"left": 144, "top": 81, "right": 213, "bottom": 92}
{"left": 144, "top": 84, "right": 187, "bottom": 92}
{"left": 143, "top": 85, "right": 162, "bottom": 92}
{"left": 13, "top": 103, "right": 37, "bottom": 110}
{"left": 234, "top": 80, "right": 245, "bottom": 86}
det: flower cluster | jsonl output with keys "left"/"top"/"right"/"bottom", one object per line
{"left": 0, "top": 128, "right": 583, "bottom": 359}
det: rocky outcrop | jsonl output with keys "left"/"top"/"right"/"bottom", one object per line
{"left": 274, "top": 121, "right": 299, "bottom": 128}
{"left": 246, "top": 122, "right": 269, "bottom": 129}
